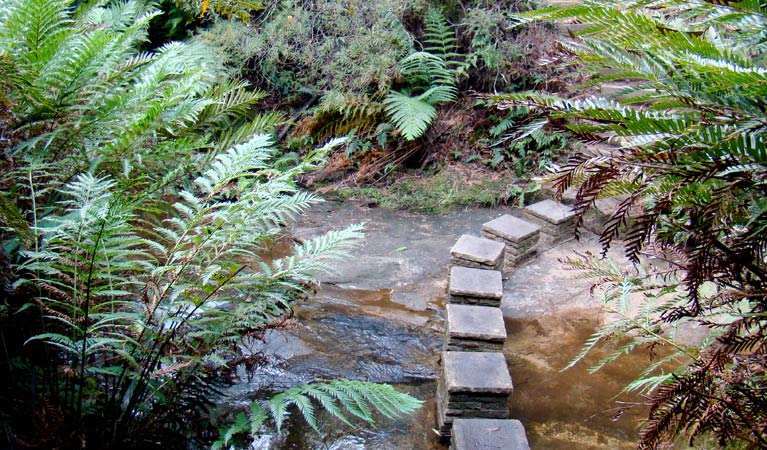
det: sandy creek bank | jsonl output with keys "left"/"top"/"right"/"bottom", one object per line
{"left": 232, "top": 200, "right": 653, "bottom": 449}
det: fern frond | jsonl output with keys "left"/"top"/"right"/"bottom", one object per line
{"left": 197, "top": 79, "right": 268, "bottom": 127}
{"left": 423, "top": 7, "right": 461, "bottom": 65}
{"left": 269, "top": 380, "right": 421, "bottom": 431}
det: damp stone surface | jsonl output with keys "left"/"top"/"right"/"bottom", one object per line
{"left": 450, "top": 418, "right": 531, "bottom": 450}
{"left": 448, "top": 266, "right": 503, "bottom": 307}
{"left": 450, "top": 234, "right": 505, "bottom": 270}
{"left": 445, "top": 304, "right": 506, "bottom": 351}
{"left": 437, "top": 351, "right": 513, "bottom": 436}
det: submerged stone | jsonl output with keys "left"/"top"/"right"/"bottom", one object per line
{"left": 451, "top": 418, "right": 531, "bottom": 450}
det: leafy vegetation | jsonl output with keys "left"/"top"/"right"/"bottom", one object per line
{"left": 383, "top": 8, "right": 461, "bottom": 140}
{"left": 0, "top": 0, "right": 421, "bottom": 447}
{"left": 214, "top": 380, "right": 422, "bottom": 449}
{"left": 480, "top": 104, "right": 568, "bottom": 175}
{"left": 202, "top": 0, "right": 569, "bottom": 193}
{"left": 497, "top": 0, "right": 767, "bottom": 448}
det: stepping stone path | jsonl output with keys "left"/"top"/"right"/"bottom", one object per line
{"left": 524, "top": 199, "right": 577, "bottom": 242}
{"left": 445, "top": 304, "right": 506, "bottom": 352}
{"left": 448, "top": 266, "right": 503, "bottom": 307}
{"left": 437, "top": 198, "right": 573, "bottom": 445}
{"left": 481, "top": 215, "right": 540, "bottom": 271}
{"left": 436, "top": 351, "right": 513, "bottom": 435}
{"left": 451, "top": 419, "right": 531, "bottom": 450}
{"left": 450, "top": 234, "right": 505, "bottom": 271}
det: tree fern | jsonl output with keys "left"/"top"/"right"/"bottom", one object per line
{"left": 11, "top": 134, "right": 372, "bottom": 446}
{"left": 500, "top": 1, "right": 767, "bottom": 447}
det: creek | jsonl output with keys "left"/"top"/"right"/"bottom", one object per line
{"left": 230, "top": 201, "right": 652, "bottom": 449}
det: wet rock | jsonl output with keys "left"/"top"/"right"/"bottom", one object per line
{"left": 451, "top": 418, "right": 531, "bottom": 450}
{"left": 449, "top": 267, "right": 503, "bottom": 307}
{"left": 437, "top": 351, "right": 513, "bottom": 436}
{"left": 445, "top": 304, "right": 506, "bottom": 352}
{"left": 441, "top": 351, "right": 513, "bottom": 395}
{"left": 450, "top": 234, "right": 505, "bottom": 271}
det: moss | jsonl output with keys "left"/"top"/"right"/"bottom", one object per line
{"left": 325, "top": 169, "right": 539, "bottom": 214}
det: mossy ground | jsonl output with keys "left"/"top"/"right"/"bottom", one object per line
{"left": 322, "top": 166, "right": 540, "bottom": 214}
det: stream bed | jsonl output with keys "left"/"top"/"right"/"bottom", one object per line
{"left": 230, "top": 201, "right": 653, "bottom": 449}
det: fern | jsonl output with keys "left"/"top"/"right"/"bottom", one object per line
{"left": 11, "top": 134, "right": 366, "bottom": 447}
{"left": 423, "top": 7, "right": 461, "bottom": 70}
{"left": 506, "top": 1, "right": 767, "bottom": 447}
{"left": 214, "top": 380, "right": 422, "bottom": 447}
{"left": 383, "top": 8, "right": 462, "bottom": 140}
{"left": 384, "top": 89, "right": 440, "bottom": 141}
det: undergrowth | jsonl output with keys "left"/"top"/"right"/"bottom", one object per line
{"left": 327, "top": 168, "right": 540, "bottom": 214}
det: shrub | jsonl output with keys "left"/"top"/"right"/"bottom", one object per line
{"left": 244, "top": 0, "right": 419, "bottom": 98}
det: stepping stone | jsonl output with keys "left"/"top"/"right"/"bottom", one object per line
{"left": 445, "top": 304, "right": 506, "bottom": 352}
{"left": 448, "top": 267, "right": 503, "bottom": 307}
{"left": 481, "top": 215, "right": 540, "bottom": 245}
{"left": 450, "top": 235, "right": 505, "bottom": 271}
{"left": 437, "top": 351, "right": 513, "bottom": 436}
{"left": 524, "top": 199, "right": 577, "bottom": 241}
{"left": 481, "top": 215, "right": 540, "bottom": 270}
{"left": 451, "top": 418, "right": 531, "bottom": 450}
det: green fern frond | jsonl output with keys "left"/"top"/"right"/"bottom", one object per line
{"left": 217, "top": 381, "right": 420, "bottom": 446}
{"left": 269, "top": 224, "right": 364, "bottom": 277}
{"left": 383, "top": 91, "right": 435, "bottom": 141}
{"left": 197, "top": 80, "right": 268, "bottom": 126}
{"left": 195, "top": 134, "right": 274, "bottom": 195}
{"left": 423, "top": 7, "right": 461, "bottom": 65}
{"left": 214, "top": 112, "right": 286, "bottom": 152}
{"left": 268, "top": 380, "right": 421, "bottom": 432}
{"left": 384, "top": 85, "right": 456, "bottom": 141}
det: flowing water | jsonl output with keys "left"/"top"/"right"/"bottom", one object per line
{"left": 229, "top": 202, "right": 660, "bottom": 449}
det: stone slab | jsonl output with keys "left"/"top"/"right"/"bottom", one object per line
{"left": 505, "top": 248, "right": 538, "bottom": 266}
{"left": 449, "top": 257, "right": 500, "bottom": 271}
{"left": 445, "top": 338, "right": 504, "bottom": 352}
{"left": 446, "top": 304, "right": 506, "bottom": 342}
{"left": 482, "top": 229, "right": 539, "bottom": 249}
{"left": 451, "top": 419, "right": 531, "bottom": 450}
{"left": 442, "top": 351, "right": 513, "bottom": 394}
{"left": 450, "top": 235, "right": 505, "bottom": 267}
{"left": 481, "top": 215, "right": 540, "bottom": 243}
{"left": 448, "top": 267, "right": 503, "bottom": 300}
{"left": 524, "top": 199, "right": 576, "bottom": 225}
{"left": 449, "top": 295, "right": 502, "bottom": 307}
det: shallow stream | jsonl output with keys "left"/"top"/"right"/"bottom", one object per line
{"left": 231, "top": 202, "right": 655, "bottom": 449}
